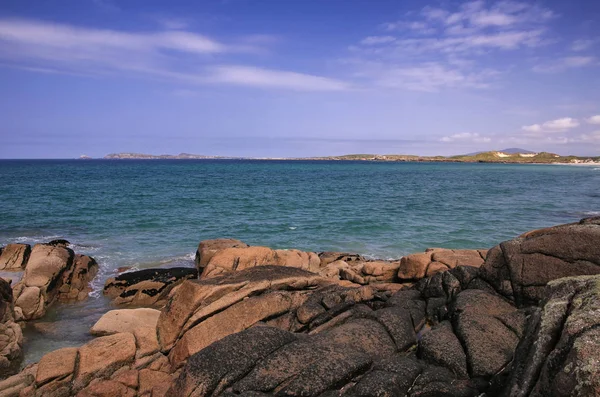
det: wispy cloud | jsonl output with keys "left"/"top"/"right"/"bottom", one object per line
{"left": 533, "top": 56, "right": 596, "bottom": 73}
{"left": 440, "top": 132, "right": 491, "bottom": 143}
{"left": 571, "top": 39, "right": 595, "bottom": 52}
{"left": 209, "top": 65, "right": 349, "bottom": 91}
{"left": 0, "top": 18, "right": 348, "bottom": 91}
{"left": 348, "top": 1, "right": 557, "bottom": 92}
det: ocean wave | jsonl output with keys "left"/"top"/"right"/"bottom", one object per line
{"left": 584, "top": 211, "right": 600, "bottom": 216}
{"left": 9, "top": 235, "right": 62, "bottom": 244}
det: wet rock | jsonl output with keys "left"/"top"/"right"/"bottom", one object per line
{"left": 399, "top": 249, "right": 486, "bottom": 281}
{"left": 480, "top": 217, "right": 600, "bottom": 306}
{"left": 103, "top": 267, "right": 198, "bottom": 306}
{"left": 201, "top": 246, "right": 321, "bottom": 279}
{"left": 195, "top": 238, "right": 249, "bottom": 272}
{"left": 57, "top": 254, "right": 98, "bottom": 302}
{"left": 46, "top": 239, "right": 70, "bottom": 248}
{"left": 0, "top": 244, "right": 30, "bottom": 271}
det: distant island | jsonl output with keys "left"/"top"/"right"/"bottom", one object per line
{"left": 99, "top": 149, "right": 600, "bottom": 164}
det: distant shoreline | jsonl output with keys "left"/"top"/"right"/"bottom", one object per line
{"left": 91, "top": 151, "right": 600, "bottom": 165}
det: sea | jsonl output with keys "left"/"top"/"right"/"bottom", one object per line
{"left": 0, "top": 159, "right": 598, "bottom": 364}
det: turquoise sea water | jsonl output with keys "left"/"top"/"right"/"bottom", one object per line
{"left": 1, "top": 159, "right": 599, "bottom": 363}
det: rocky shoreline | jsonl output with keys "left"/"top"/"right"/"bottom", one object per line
{"left": 0, "top": 218, "right": 599, "bottom": 396}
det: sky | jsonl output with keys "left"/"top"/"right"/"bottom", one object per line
{"left": 0, "top": 0, "right": 599, "bottom": 158}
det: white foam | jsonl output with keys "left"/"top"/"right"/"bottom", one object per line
{"left": 288, "top": 227, "right": 297, "bottom": 230}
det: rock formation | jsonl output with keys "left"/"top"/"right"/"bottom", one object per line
{"left": 398, "top": 247, "right": 488, "bottom": 280}
{"left": 11, "top": 243, "right": 98, "bottom": 321}
{"left": 1, "top": 218, "right": 599, "bottom": 396}
{"left": 0, "top": 279, "right": 22, "bottom": 378}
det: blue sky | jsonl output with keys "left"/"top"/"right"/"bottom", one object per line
{"left": 1, "top": 0, "right": 599, "bottom": 158}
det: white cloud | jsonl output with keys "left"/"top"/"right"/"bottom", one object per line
{"left": 522, "top": 117, "right": 580, "bottom": 134}
{"left": 440, "top": 132, "right": 491, "bottom": 143}
{"left": 533, "top": 56, "right": 596, "bottom": 73}
{"left": 587, "top": 115, "right": 600, "bottom": 125}
{"left": 0, "top": 18, "right": 349, "bottom": 91}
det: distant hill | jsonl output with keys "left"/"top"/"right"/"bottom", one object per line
{"left": 499, "top": 148, "right": 536, "bottom": 154}
{"left": 465, "top": 148, "right": 535, "bottom": 156}
{"left": 104, "top": 153, "right": 229, "bottom": 159}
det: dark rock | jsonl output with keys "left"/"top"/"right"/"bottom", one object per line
{"left": 503, "top": 275, "right": 600, "bottom": 397}
{"left": 104, "top": 267, "right": 198, "bottom": 306}
{"left": 418, "top": 321, "right": 468, "bottom": 378}
{"left": 46, "top": 239, "right": 70, "bottom": 247}
{"left": 480, "top": 217, "right": 600, "bottom": 306}
{"left": 168, "top": 326, "right": 297, "bottom": 397}
{"left": 449, "top": 290, "right": 525, "bottom": 378}
{"left": 375, "top": 306, "right": 417, "bottom": 351}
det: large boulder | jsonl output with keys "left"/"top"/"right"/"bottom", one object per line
{"left": 11, "top": 243, "right": 98, "bottom": 321}
{"left": 195, "top": 239, "right": 249, "bottom": 272}
{"left": 0, "top": 244, "right": 30, "bottom": 270}
{"left": 398, "top": 248, "right": 487, "bottom": 281}
{"left": 0, "top": 279, "right": 22, "bottom": 378}
{"left": 103, "top": 267, "right": 198, "bottom": 306}
{"left": 480, "top": 217, "right": 600, "bottom": 306}
{"left": 201, "top": 246, "right": 321, "bottom": 279}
